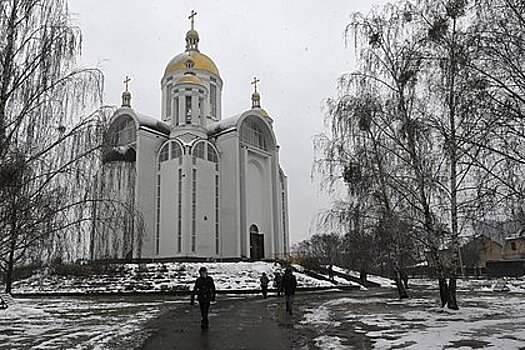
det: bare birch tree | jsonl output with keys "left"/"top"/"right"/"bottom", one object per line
{"left": 0, "top": 0, "right": 107, "bottom": 292}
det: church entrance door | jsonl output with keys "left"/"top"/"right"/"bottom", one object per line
{"left": 249, "top": 224, "right": 264, "bottom": 260}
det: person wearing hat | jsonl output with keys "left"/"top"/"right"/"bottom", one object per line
{"left": 190, "top": 266, "right": 216, "bottom": 329}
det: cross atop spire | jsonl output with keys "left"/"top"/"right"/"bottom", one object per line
{"left": 189, "top": 10, "right": 197, "bottom": 30}
{"left": 251, "top": 77, "right": 261, "bottom": 108}
{"left": 185, "top": 10, "right": 200, "bottom": 51}
{"left": 123, "top": 75, "right": 131, "bottom": 92}
{"left": 251, "top": 77, "right": 260, "bottom": 93}
{"left": 122, "top": 75, "right": 132, "bottom": 107}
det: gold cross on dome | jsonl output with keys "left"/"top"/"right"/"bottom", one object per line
{"left": 123, "top": 75, "right": 131, "bottom": 92}
{"left": 189, "top": 10, "right": 197, "bottom": 30}
{"left": 251, "top": 77, "right": 260, "bottom": 92}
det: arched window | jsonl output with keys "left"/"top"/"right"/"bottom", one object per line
{"left": 107, "top": 115, "right": 136, "bottom": 146}
{"left": 250, "top": 224, "right": 259, "bottom": 235}
{"left": 171, "top": 141, "right": 183, "bottom": 159}
{"left": 193, "top": 142, "right": 205, "bottom": 159}
{"left": 207, "top": 145, "right": 218, "bottom": 163}
{"left": 158, "top": 143, "right": 169, "bottom": 170}
{"left": 240, "top": 118, "right": 273, "bottom": 152}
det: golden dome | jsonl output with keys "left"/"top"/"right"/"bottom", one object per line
{"left": 186, "top": 29, "right": 199, "bottom": 37}
{"left": 255, "top": 107, "right": 270, "bottom": 118}
{"left": 165, "top": 51, "right": 220, "bottom": 76}
{"left": 176, "top": 74, "right": 204, "bottom": 85}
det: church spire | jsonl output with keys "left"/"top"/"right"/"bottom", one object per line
{"left": 251, "top": 76, "right": 261, "bottom": 108}
{"left": 122, "top": 75, "right": 131, "bottom": 107}
{"left": 185, "top": 10, "right": 200, "bottom": 51}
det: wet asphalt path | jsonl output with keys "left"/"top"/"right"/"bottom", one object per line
{"left": 139, "top": 294, "right": 298, "bottom": 350}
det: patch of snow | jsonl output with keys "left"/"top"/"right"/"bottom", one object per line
{"left": 336, "top": 294, "right": 525, "bottom": 350}
{"left": 291, "top": 264, "right": 305, "bottom": 272}
{"left": 331, "top": 266, "right": 394, "bottom": 288}
{"left": 0, "top": 297, "right": 181, "bottom": 349}
{"left": 301, "top": 305, "right": 341, "bottom": 327}
{"left": 314, "top": 335, "right": 351, "bottom": 350}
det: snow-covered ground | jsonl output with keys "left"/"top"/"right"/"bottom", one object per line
{"left": 0, "top": 296, "right": 180, "bottom": 350}
{"left": 410, "top": 277, "right": 525, "bottom": 293}
{"left": 2, "top": 278, "right": 524, "bottom": 349}
{"left": 12, "top": 261, "right": 333, "bottom": 294}
{"left": 301, "top": 287, "right": 525, "bottom": 350}
{"left": 332, "top": 266, "right": 395, "bottom": 288}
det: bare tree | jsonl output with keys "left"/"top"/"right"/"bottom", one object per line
{"left": 0, "top": 0, "right": 107, "bottom": 292}
{"left": 315, "top": 0, "right": 524, "bottom": 308}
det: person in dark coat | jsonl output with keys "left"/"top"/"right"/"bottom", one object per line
{"left": 328, "top": 264, "right": 335, "bottom": 282}
{"left": 281, "top": 267, "right": 297, "bottom": 314}
{"left": 190, "top": 266, "right": 216, "bottom": 329}
{"left": 260, "top": 272, "right": 270, "bottom": 298}
{"left": 273, "top": 272, "right": 283, "bottom": 296}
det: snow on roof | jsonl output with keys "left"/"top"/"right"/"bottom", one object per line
{"left": 207, "top": 114, "right": 242, "bottom": 136}
{"left": 135, "top": 112, "right": 170, "bottom": 135}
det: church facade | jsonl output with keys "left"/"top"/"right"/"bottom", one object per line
{"left": 93, "top": 16, "right": 289, "bottom": 261}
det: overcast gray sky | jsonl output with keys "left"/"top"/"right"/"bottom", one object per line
{"left": 68, "top": 0, "right": 390, "bottom": 245}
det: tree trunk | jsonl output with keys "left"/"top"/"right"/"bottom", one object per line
{"left": 395, "top": 271, "right": 409, "bottom": 299}
{"left": 4, "top": 233, "right": 16, "bottom": 294}
{"left": 438, "top": 275, "right": 449, "bottom": 308}
{"left": 446, "top": 15, "right": 461, "bottom": 311}
{"left": 0, "top": 0, "right": 18, "bottom": 153}
{"left": 359, "top": 269, "right": 367, "bottom": 283}
{"left": 447, "top": 275, "right": 459, "bottom": 310}
{"left": 401, "top": 269, "right": 409, "bottom": 290}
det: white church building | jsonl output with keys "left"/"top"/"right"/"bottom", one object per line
{"left": 92, "top": 14, "right": 289, "bottom": 261}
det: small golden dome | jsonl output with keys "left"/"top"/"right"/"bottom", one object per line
{"left": 176, "top": 74, "right": 204, "bottom": 85}
{"left": 255, "top": 107, "right": 270, "bottom": 118}
{"left": 165, "top": 51, "right": 220, "bottom": 76}
{"left": 186, "top": 29, "right": 199, "bottom": 38}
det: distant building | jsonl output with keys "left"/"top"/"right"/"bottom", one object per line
{"left": 91, "top": 13, "right": 289, "bottom": 261}
{"left": 461, "top": 235, "right": 503, "bottom": 269}
{"left": 502, "top": 230, "right": 525, "bottom": 260}
{"left": 480, "top": 222, "right": 525, "bottom": 277}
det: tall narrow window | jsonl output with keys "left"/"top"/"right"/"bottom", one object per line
{"left": 199, "top": 97, "right": 204, "bottom": 124}
{"left": 155, "top": 174, "right": 161, "bottom": 255}
{"left": 165, "top": 89, "right": 171, "bottom": 120}
{"left": 215, "top": 175, "right": 219, "bottom": 255}
{"left": 178, "top": 169, "right": 182, "bottom": 253}
{"left": 174, "top": 97, "right": 179, "bottom": 125}
{"left": 158, "top": 144, "right": 169, "bottom": 170}
{"left": 171, "top": 142, "right": 182, "bottom": 159}
{"left": 281, "top": 191, "right": 287, "bottom": 254}
{"left": 207, "top": 145, "right": 218, "bottom": 163}
{"left": 191, "top": 169, "right": 197, "bottom": 252}
{"left": 185, "top": 95, "right": 192, "bottom": 124}
{"left": 210, "top": 84, "right": 217, "bottom": 117}
{"left": 194, "top": 142, "right": 205, "bottom": 159}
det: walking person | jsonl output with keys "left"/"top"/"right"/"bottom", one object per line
{"left": 274, "top": 272, "right": 283, "bottom": 296}
{"left": 328, "top": 264, "right": 335, "bottom": 282}
{"left": 260, "top": 272, "right": 270, "bottom": 298}
{"left": 190, "top": 266, "right": 216, "bottom": 329}
{"left": 281, "top": 267, "right": 297, "bottom": 315}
